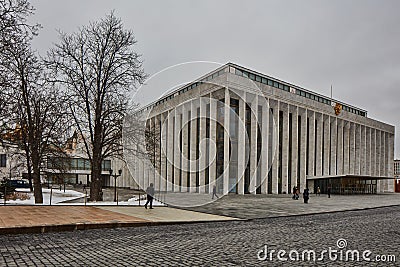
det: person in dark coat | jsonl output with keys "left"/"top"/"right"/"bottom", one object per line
{"left": 212, "top": 185, "right": 219, "bottom": 199}
{"left": 327, "top": 185, "right": 331, "bottom": 198}
{"left": 292, "top": 186, "right": 297, "bottom": 200}
{"left": 144, "top": 183, "right": 155, "bottom": 209}
{"left": 303, "top": 188, "right": 310, "bottom": 204}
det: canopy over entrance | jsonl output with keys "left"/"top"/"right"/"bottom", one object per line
{"left": 306, "top": 175, "right": 394, "bottom": 195}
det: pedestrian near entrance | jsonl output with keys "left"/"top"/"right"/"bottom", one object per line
{"left": 144, "top": 183, "right": 155, "bottom": 209}
{"left": 317, "top": 186, "right": 321, "bottom": 196}
{"left": 292, "top": 186, "right": 297, "bottom": 200}
{"left": 212, "top": 185, "right": 219, "bottom": 199}
{"left": 327, "top": 185, "right": 331, "bottom": 198}
{"left": 303, "top": 188, "right": 310, "bottom": 204}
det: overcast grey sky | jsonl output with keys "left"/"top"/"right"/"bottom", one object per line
{"left": 30, "top": 0, "right": 400, "bottom": 158}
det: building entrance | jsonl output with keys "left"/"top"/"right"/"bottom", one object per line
{"left": 311, "top": 176, "right": 382, "bottom": 195}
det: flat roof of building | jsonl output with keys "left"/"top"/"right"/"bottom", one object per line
{"left": 140, "top": 63, "right": 368, "bottom": 117}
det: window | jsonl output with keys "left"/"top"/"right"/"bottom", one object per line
{"left": 102, "top": 160, "right": 111, "bottom": 171}
{"left": 283, "top": 85, "right": 289, "bottom": 91}
{"left": 256, "top": 75, "right": 261, "bottom": 82}
{"left": 0, "top": 154, "right": 6, "bottom": 167}
{"left": 278, "top": 83, "right": 284, "bottom": 89}
{"left": 249, "top": 73, "right": 255, "bottom": 80}
{"left": 268, "top": 79, "right": 273, "bottom": 86}
{"left": 235, "top": 69, "right": 242, "bottom": 76}
{"left": 273, "top": 81, "right": 279, "bottom": 88}
{"left": 261, "top": 77, "right": 267, "bottom": 84}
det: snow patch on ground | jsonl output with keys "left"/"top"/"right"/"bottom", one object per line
{"left": 6, "top": 188, "right": 165, "bottom": 206}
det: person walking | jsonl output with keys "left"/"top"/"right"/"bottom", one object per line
{"left": 317, "top": 186, "right": 321, "bottom": 196}
{"left": 144, "top": 183, "right": 155, "bottom": 209}
{"left": 292, "top": 186, "right": 297, "bottom": 200}
{"left": 327, "top": 185, "right": 331, "bottom": 198}
{"left": 212, "top": 185, "right": 219, "bottom": 199}
{"left": 303, "top": 188, "right": 310, "bottom": 204}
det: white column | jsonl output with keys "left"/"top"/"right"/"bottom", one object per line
{"left": 249, "top": 94, "right": 258, "bottom": 194}
{"left": 223, "top": 89, "right": 231, "bottom": 194}
{"left": 343, "top": 121, "right": 350, "bottom": 174}
{"left": 181, "top": 105, "right": 189, "bottom": 192}
{"left": 237, "top": 93, "right": 246, "bottom": 195}
{"left": 271, "top": 100, "right": 279, "bottom": 194}
{"left": 337, "top": 119, "right": 344, "bottom": 175}
{"left": 209, "top": 94, "right": 217, "bottom": 192}
{"left": 260, "top": 97, "right": 269, "bottom": 194}
{"left": 189, "top": 100, "right": 198, "bottom": 193}
{"left": 199, "top": 97, "right": 207, "bottom": 194}
{"left": 355, "top": 124, "right": 361, "bottom": 175}
{"left": 300, "top": 108, "right": 307, "bottom": 190}
{"left": 323, "top": 115, "right": 330, "bottom": 176}
{"left": 173, "top": 109, "right": 181, "bottom": 192}
{"left": 366, "top": 127, "right": 371, "bottom": 176}
{"left": 160, "top": 113, "right": 167, "bottom": 192}
{"left": 371, "top": 128, "right": 376, "bottom": 176}
{"left": 308, "top": 111, "right": 315, "bottom": 178}
{"left": 360, "top": 125, "right": 367, "bottom": 175}
{"left": 330, "top": 117, "right": 337, "bottom": 175}
{"left": 282, "top": 103, "right": 289, "bottom": 193}
{"left": 315, "top": 112, "right": 323, "bottom": 177}
{"left": 376, "top": 130, "right": 381, "bottom": 176}
{"left": 291, "top": 106, "right": 299, "bottom": 187}
{"left": 166, "top": 110, "right": 174, "bottom": 192}
{"left": 380, "top": 131, "right": 385, "bottom": 176}
{"left": 349, "top": 122, "right": 356, "bottom": 174}
{"left": 151, "top": 117, "right": 158, "bottom": 188}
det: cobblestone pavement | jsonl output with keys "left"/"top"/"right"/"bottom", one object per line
{"left": 1, "top": 206, "right": 399, "bottom": 266}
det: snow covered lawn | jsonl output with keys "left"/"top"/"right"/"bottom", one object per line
{"left": 6, "top": 188, "right": 165, "bottom": 206}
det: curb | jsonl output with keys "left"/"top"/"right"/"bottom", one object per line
{"left": 0, "top": 219, "right": 241, "bottom": 236}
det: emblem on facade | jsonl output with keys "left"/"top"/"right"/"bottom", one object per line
{"left": 334, "top": 103, "right": 342, "bottom": 116}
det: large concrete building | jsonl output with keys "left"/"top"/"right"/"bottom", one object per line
{"left": 131, "top": 63, "right": 395, "bottom": 195}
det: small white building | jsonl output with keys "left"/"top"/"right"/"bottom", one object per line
{"left": 0, "top": 141, "right": 27, "bottom": 181}
{"left": 45, "top": 132, "right": 138, "bottom": 189}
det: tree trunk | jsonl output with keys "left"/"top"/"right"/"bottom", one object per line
{"left": 31, "top": 149, "right": 43, "bottom": 204}
{"left": 90, "top": 155, "right": 103, "bottom": 201}
{"left": 32, "top": 164, "right": 43, "bottom": 204}
{"left": 90, "top": 166, "right": 103, "bottom": 201}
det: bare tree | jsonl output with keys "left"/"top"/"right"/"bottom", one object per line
{"left": 0, "top": 0, "right": 40, "bottom": 140}
{"left": 2, "top": 37, "right": 69, "bottom": 203}
{"left": 46, "top": 12, "right": 146, "bottom": 201}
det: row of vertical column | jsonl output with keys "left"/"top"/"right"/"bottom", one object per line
{"left": 134, "top": 90, "right": 394, "bottom": 194}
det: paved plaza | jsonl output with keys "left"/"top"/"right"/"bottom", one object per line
{"left": 1, "top": 205, "right": 399, "bottom": 266}
{"left": 184, "top": 193, "right": 400, "bottom": 219}
{"left": 0, "top": 206, "right": 236, "bottom": 235}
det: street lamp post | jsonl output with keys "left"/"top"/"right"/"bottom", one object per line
{"left": 109, "top": 169, "right": 122, "bottom": 202}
